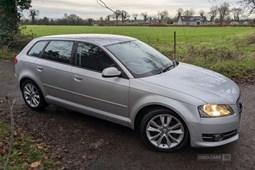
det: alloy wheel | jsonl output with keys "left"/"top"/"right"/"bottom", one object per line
{"left": 23, "top": 83, "right": 40, "bottom": 108}
{"left": 146, "top": 114, "right": 185, "bottom": 149}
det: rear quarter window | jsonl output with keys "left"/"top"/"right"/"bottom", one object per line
{"left": 27, "top": 41, "right": 48, "bottom": 57}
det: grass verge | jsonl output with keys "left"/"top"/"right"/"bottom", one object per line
{"left": 0, "top": 124, "right": 59, "bottom": 169}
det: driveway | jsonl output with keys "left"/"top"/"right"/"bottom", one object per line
{"left": 0, "top": 60, "right": 254, "bottom": 169}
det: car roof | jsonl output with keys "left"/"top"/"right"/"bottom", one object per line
{"left": 39, "top": 34, "right": 136, "bottom": 46}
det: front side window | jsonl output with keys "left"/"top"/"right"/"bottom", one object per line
{"left": 106, "top": 40, "right": 174, "bottom": 78}
{"left": 42, "top": 41, "right": 73, "bottom": 64}
{"left": 28, "top": 41, "right": 48, "bottom": 57}
{"left": 76, "top": 42, "right": 116, "bottom": 72}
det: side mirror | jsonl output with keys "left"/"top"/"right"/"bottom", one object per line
{"left": 102, "top": 67, "right": 121, "bottom": 78}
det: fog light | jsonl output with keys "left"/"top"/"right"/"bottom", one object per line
{"left": 202, "top": 130, "right": 237, "bottom": 142}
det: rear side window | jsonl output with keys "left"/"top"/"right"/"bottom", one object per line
{"left": 28, "top": 41, "right": 48, "bottom": 57}
{"left": 42, "top": 41, "right": 73, "bottom": 64}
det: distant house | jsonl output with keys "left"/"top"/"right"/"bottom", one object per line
{"left": 178, "top": 16, "right": 208, "bottom": 26}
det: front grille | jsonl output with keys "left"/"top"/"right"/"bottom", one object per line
{"left": 202, "top": 130, "right": 237, "bottom": 142}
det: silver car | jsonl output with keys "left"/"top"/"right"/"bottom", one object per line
{"left": 15, "top": 34, "right": 243, "bottom": 152}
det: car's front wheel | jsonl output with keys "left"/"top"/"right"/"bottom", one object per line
{"left": 21, "top": 80, "right": 47, "bottom": 111}
{"left": 140, "top": 109, "right": 189, "bottom": 152}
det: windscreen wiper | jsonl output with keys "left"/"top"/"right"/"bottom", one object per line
{"left": 162, "top": 61, "right": 176, "bottom": 73}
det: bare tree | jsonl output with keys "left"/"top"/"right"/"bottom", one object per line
{"left": 97, "top": 0, "right": 123, "bottom": 23}
{"left": 239, "top": 0, "right": 255, "bottom": 14}
{"left": 183, "top": 9, "right": 195, "bottom": 17}
{"left": 113, "top": 10, "right": 122, "bottom": 23}
{"left": 29, "top": 9, "right": 39, "bottom": 24}
{"left": 63, "top": 14, "right": 83, "bottom": 25}
{"left": 105, "top": 14, "right": 112, "bottom": 21}
{"left": 199, "top": 10, "right": 205, "bottom": 17}
{"left": 132, "top": 14, "right": 138, "bottom": 21}
{"left": 99, "top": 16, "right": 104, "bottom": 22}
{"left": 208, "top": 5, "right": 218, "bottom": 22}
{"left": 158, "top": 10, "right": 169, "bottom": 23}
{"left": 121, "top": 10, "right": 129, "bottom": 23}
{"left": 183, "top": 9, "right": 195, "bottom": 25}
{"left": 141, "top": 12, "right": 148, "bottom": 22}
{"left": 41, "top": 16, "right": 49, "bottom": 25}
{"left": 232, "top": 8, "right": 243, "bottom": 21}
{"left": 218, "top": 2, "right": 230, "bottom": 25}
{"left": 177, "top": 8, "right": 184, "bottom": 19}
{"left": 88, "top": 18, "right": 93, "bottom": 25}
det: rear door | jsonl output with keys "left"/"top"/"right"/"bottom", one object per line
{"left": 35, "top": 40, "right": 74, "bottom": 102}
{"left": 71, "top": 42, "right": 130, "bottom": 119}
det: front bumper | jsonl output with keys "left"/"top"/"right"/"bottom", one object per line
{"left": 190, "top": 104, "right": 242, "bottom": 148}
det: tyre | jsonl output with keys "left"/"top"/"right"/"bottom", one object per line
{"left": 21, "top": 80, "right": 47, "bottom": 111}
{"left": 140, "top": 109, "right": 189, "bottom": 152}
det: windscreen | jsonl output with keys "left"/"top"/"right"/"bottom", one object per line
{"left": 106, "top": 40, "right": 173, "bottom": 78}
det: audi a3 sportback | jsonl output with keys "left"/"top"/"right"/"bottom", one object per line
{"left": 15, "top": 34, "right": 243, "bottom": 152}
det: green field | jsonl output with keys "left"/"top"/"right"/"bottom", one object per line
{"left": 22, "top": 25, "right": 255, "bottom": 81}
{"left": 24, "top": 25, "right": 254, "bottom": 52}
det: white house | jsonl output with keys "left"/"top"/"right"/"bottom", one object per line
{"left": 178, "top": 16, "right": 208, "bottom": 26}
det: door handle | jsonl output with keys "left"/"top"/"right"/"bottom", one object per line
{"left": 36, "top": 66, "right": 43, "bottom": 72}
{"left": 74, "top": 75, "right": 82, "bottom": 82}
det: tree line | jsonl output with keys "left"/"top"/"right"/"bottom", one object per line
{"left": 22, "top": 12, "right": 94, "bottom": 26}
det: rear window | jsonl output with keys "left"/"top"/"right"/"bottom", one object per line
{"left": 28, "top": 41, "right": 48, "bottom": 57}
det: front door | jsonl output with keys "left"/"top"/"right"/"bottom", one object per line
{"left": 71, "top": 42, "right": 129, "bottom": 119}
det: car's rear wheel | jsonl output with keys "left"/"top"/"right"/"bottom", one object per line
{"left": 140, "top": 109, "right": 189, "bottom": 152}
{"left": 21, "top": 80, "right": 47, "bottom": 111}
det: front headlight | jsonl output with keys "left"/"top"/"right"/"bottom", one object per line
{"left": 198, "top": 104, "right": 234, "bottom": 118}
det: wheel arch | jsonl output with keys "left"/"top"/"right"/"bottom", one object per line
{"left": 134, "top": 105, "right": 168, "bottom": 131}
{"left": 20, "top": 77, "right": 36, "bottom": 90}
{"left": 19, "top": 74, "right": 46, "bottom": 95}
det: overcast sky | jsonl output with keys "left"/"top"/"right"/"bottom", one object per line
{"left": 22, "top": 0, "right": 240, "bottom": 19}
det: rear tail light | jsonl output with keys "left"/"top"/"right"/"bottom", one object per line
{"left": 13, "top": 56, "right": 18, "bottom": 64}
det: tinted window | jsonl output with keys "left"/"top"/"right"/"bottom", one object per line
{"left": 28, "top": 41, "right": 48, "bottom": 57}
{"left": 76, "top": 43, "right": 115, "bottom": 72}
{"left": 42, "top": 41, "right": 73, "bottom": 64}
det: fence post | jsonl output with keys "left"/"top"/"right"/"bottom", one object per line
{"left": 174, "top": 31, "right": 176, "bottom": 55}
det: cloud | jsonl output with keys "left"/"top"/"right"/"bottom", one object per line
{"left": 22, "top": 0, "right": 239, "bottom": 19}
